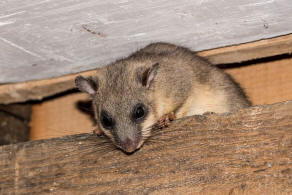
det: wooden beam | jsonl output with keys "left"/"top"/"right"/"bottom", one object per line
{"left": 1, "top": 34, "right": 292, "bottom": 104}
{"left": 225, "top": 57, "right": 292, "bottom": 105}
{"left": 1, "top": 101, "right": 291, "bottom": 194}
{"left": 200, "top": 34, "right": 292, "bottom": 64}
{"left": 0, "top": 70, "right": 95, "bottom": 104}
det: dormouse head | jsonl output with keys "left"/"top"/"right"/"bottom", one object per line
{"left": 75, "top": 62, "right": 159, "bottom": 153}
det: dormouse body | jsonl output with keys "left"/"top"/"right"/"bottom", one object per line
{"left": 75, "top": 43, "right": 250, "bottom": 153}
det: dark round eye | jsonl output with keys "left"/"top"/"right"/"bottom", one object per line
{"left": 132, "top": 103, "right": 147, "bottom": 121}
{"left": 100, "top": 111, "right": 114, "bottom": 129}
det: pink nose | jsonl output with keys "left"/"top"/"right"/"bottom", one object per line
{"left": 121, "top": 138, "right": 138, "bottom": 153}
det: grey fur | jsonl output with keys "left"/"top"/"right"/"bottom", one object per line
{"left": 75, "top": 42, "right": 250, "bottom": 153}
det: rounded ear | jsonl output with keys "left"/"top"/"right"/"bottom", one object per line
{"left": 75, "top": 75, "right": 98, "bottom": 95}
{"left": 140, "top": 63, "right": 159, "bottom": 89}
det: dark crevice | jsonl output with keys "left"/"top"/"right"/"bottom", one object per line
{"left": 28, "top": 88, "right": 80, "bottom": 104}
{"left": 0, "top": 103, "right": 31, "bottom": 146}
{"left": 217, "top": 53, "right": 292, "bottom": 69}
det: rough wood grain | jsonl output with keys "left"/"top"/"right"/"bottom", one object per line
{"left": 1, "top": 0, "right": 292, "bottom": 83}
{"left": 1, "top": 34, "right": 292, "bottom": 104}
{"left": 0, "top": 101, "right": 291, "bottom": 194}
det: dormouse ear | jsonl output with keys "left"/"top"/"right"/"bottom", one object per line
{"left": 75, "top": 75, "right": 98, "bottom": 95}
{"left": 141, "top": 63, "right": 159, "bottom": 89}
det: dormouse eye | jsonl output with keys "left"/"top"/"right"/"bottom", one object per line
{"left": 100, "top": 110, "right": 114, "bottom": 129}
{"left": 132, "top": 103, "right": 148, "bottom": 122}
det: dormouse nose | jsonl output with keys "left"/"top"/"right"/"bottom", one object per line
{"left": 121, "top": 138, "right": 138, "bottom": 153}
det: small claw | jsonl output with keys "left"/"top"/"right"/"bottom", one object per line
{"left": 93, "top": 127, "right": 103, "bottom": 136}
{"left": 168, "top": 112, "right": 176, "bottom": 121}
{"left": 157, "top": 112, "right": 176, "bottom": 129}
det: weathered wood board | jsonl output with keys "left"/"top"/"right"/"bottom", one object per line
{"left": 0, "top": 101, "right": 291, "bottom": 194}
{"left": 1, "top": 34, "right": 292, "bottom": 104}
{"left": 1, "top": 0, "right": 292, "bottom": 83}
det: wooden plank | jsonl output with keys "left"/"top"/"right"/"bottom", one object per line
{"left": 0, "top": 101, "right": 291, "bottom": 194}
{"left": 1, "top": 34, "right": 292, "bottom": 104}
{"left": 30, "top": 92, "right": 94, "bottom": 140}
{"left": 1, "top": 0, "right": 292, "bottom": 84}
{"left": 226, "top": 56, "right": 292, "bottom": 105}
{"left": 200, "top": 34, "right": 292, "bottom": 64}
{"left": 0, "top": 70, "right": 94, "bottom": 104}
